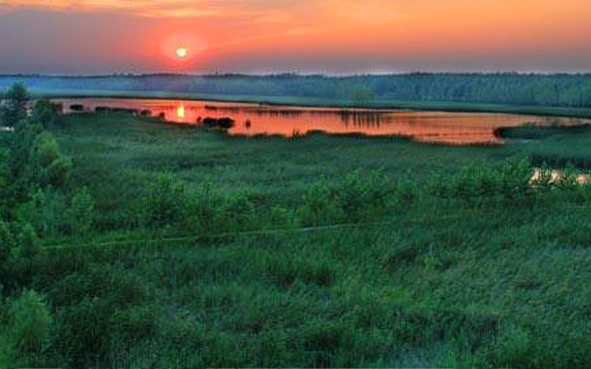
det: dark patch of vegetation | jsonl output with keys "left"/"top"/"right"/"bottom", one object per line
{"left": 200, "top": 117, "right": 235, "bottom": 129}
{"left": 495, "top": 124, "right": 591, "bottom": 140}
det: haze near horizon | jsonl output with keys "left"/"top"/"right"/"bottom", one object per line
{"left": 1, "top": 0, "right": 591, "bottom": 74}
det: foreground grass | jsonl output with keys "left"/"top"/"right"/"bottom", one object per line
{"left": 31, "top": 200, "right": 591, "bottom": 368}
{"left": 5, "top": 112, "right": 591, "bottom": 368}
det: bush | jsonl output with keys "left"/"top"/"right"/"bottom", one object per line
{"left": 6, "top": 119, "right": 44, "bottom": 204}
{"left": 18, "top": 223, "right": 40, "bottom": 261}
{"left": 66, "top": 187, "right": 96, "bottom": 235}
{"left": 24, "top": 131, "right": 72, "bottom": 189}
{"left": 297, "top": 177, "right": 343, "bottom": 226}
{"left": 0, "top": 218, "right": 14, "bottom": 264}
{"left": 0, "top": 83, "right": 29, "bottom": 128}
{"left": 42, "top": 156, "right": 72, "bottom": 189}
{"left": 32, "top": 99, "right": 61, "bottom": 128}
{"left": 0, "top": 157, "right": 8, "bottom": 216}
{"left": 495, "top": 157, "right": 534, "bottom": 200}
{"left": 336, "top": 170, "right": 391, "bottom": 222}
{"left": 432, "top": 158, "right": 534, "bottom": 202}
{"left": 6, "top": 290, "right": 53, "bottom": 357}
{"left": 17, "top": 188, "right": 68, "bottom": 238}
{"left": 297, "top": 171, "right": 402, "bottom": 226}
{"left": 33, "top": 132, "right": 61, "bottom": 168}
{"left": 49, "top": 265, "right": 152, "bottom": 367}
{"left": 490, "top": 325, "right": 533, "bottom": 368}
{"left": 144, "top": 174, "right": 190, "bottom": 228}
{"left": 185, "top": 179, "right": 219, "bottom": 233}
{"left": 215, "top": 192, "right": 256, "bottom": 232}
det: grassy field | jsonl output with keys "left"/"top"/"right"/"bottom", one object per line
{"left": 4, "top": 112, "right": 591, "bottom": 368}
{"left": 52, "top": 113, "right": 519, "bottom": 228}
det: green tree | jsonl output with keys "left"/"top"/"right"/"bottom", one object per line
{"left": 5, "top": 118, "right": 43, "bottom": 208}
{"left": 144, "top": 173, "right": 190, "bottom": 228}
{"left": 0, "top": 83, "right": 29, "bottom": 128}
{"left": 66, "top": 187, "right": 96, "bottom": 235}
{"left": 6, "top": 290, "right": 53, "bottom": 360}
{"left": 18, "top": 223, "right": 39, "bottom": 261}
{"left": 32, "top": 99, "right": 60, "bottom": 128}
{"left": 0, "top": 217, "right": 14, "bottom": 264}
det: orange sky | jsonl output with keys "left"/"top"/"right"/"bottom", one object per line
{"left": 0, "top": 0, "right": 590, "bottom": 73}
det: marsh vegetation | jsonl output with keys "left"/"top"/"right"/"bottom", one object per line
{"left": 2, "top": 84, "right": 591, "bottom": 368}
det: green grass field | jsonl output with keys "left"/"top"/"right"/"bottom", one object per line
{"left": 4, "top": 111, "right": 591, "bottom": 368}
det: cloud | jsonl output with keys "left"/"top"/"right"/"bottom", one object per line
{"left": 0, "top": 0, "right": 226, "bottom": 18}
{"left": 0, "top": 0, "right": 401, "bottom": 22}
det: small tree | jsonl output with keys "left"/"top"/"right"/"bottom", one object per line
{"left": 33, "top": 132, "right": 61, "bottom": 168}
{"left": 0, "top": 83, "right": 29, "bottom": 128}
{"left": 145, "top": 174, "right": 189, "bottom": 228}
{"left": 0, "top": 217, "right": 14, "bottom": 264}
{"left": 66, "top": 187, "right": 96, "bottom": 235}
{"left": 7, "top": 290, "right": 53, "bottom": 357}
{"left": 32, "top": 99, "right": 60, "bottom": 128}
{"left": 18, "top": 223, "right": 39, "bottom": 261}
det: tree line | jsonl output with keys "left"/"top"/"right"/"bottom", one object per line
{"left": 2, "top": 73, "right": 591, "bottom": 107}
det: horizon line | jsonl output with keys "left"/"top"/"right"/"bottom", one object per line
{"left": 2, "top": 71, "right": 591, "bottom": 78}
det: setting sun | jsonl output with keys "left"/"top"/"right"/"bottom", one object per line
{"left": 176, "top": 47, "right": 188, "bottom": 58}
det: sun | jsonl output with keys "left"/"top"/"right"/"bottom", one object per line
{"left": 176, "top": 47, "right": 188, "bottom": 58}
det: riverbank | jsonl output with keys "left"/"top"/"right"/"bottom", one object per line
{"left": 20, "top": 87, "right": 591, "bottom": 119}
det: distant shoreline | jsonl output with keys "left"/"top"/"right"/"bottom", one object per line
{"left": 11, "top": 88, "right": 591, "bottom": 120}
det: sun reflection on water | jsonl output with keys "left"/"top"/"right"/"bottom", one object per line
{"left": 177, "top": 105, "right": 185, "bottom": 119}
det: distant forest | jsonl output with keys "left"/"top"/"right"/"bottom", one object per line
{"left": 1, "top": 73, "right": 591, "bottom": 108}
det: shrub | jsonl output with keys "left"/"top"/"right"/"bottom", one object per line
{"left": 0, "top": 218, "right": 14, "bottom": 264}
{"left": 579, "top": 177, "right": 591, "bottom": 202}
{"left": 0, "top": 83, "right": 29, "bottom": 128}
{"left": 185, "top": 179, "right": 220, "bottom": 233}
{"left": 33, "top": 132, "right": 61, "bottom": 168}
{"left": 32, "top": 99, "right": 61, "bottom": 128}
{"left": 6, "top": 119, "right": 43, "bottom": 202}
{"left": 50, "top": 265, "right": 151, "bottom": 367}
{"left": 6, "top": 290, "right": 53, "bottom": 357}
{"left": 18, "top": 223, "right": 40, "bottom": 261}
{"left": 144, "top": 173, "right": 190, "bottom": 228}
{"left": 17, "top": 188, "right": 68, "bottom": 238}
{"left": 393, "top": 175, "right": 419, "bottom": 207}
{"left": 432, "top": 158, "right": 534, "bottom": 202}
{"left": 297, "top": 171, "right": 399, "bottom": 226}
{"left": 0, "top": 157, "right": 8, "bottom": 215}
{"left": 297, "top": 177, "right": 343, "bottom": 226}
{"left": 66, "top": 187, "right": 96, "bottom": 235}
{"left": 495, "top": 157, "right": 533, "bottom": 200}
{"left": 427, "top": 169, "right": 450, "bottom": 198}
{"left": 490, "top": 325, "right": 533, "bottom": 368}
{"left": 336, "top": 170, "right": 391, "bottom": 222}
{"left": 216, "top": 192, "right": 256, "bottom": 232}
{"left": 25, "top": 131, "right": 73, "bottom": 189}
{"left": 42, "top": 156, "right": 72, "bottom": 189}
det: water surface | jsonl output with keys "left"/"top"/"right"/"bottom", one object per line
{"left": 54, "top": 98, "right": 591, "bottom": 145}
